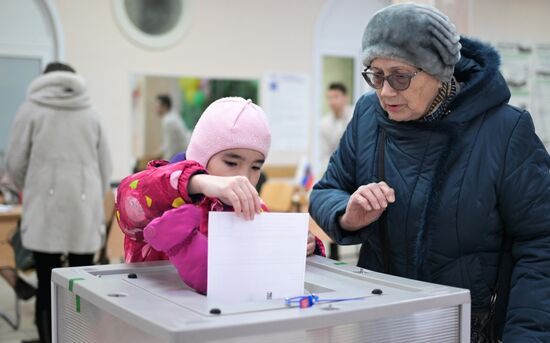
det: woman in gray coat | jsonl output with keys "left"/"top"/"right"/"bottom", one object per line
{"left": 6, "top": 62, "right": 112, "bottom": 343}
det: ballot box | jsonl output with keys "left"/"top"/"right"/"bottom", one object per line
{"left": 51, "top": 256, "right": 470, "bottom": 343}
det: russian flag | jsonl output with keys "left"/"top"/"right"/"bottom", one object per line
{"left": 301, "top": 164, "right": 314, "bottom": 190}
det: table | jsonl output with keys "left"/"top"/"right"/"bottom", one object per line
{"left": 0, "top": 204, "right": 22, "bottom": 329}
{"left": 0, "top": 205, "right": 21, "bottom": 269}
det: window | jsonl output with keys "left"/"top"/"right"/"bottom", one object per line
{"left": 113, "top": 0, "right": 193, "bottom": 49}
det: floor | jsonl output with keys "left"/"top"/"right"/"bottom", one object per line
{"left": 0, "top": 271, "right": 39, "bottom": 343}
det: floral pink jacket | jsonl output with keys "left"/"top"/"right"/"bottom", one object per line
{"left": 116, "top": 159, "right": 325, "bottom": 294}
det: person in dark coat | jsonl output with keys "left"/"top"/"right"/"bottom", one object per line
{"left": 309, "top": 3, "right": 550, "bottom": 342}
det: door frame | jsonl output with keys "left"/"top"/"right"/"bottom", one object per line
{"left": 0, "top": 0, "right": 65, "bottom": 64}
{"left": 311, "top": 0, "right": 389, "bottom": 173}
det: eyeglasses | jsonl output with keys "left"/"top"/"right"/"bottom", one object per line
{"left": 362, "top": 68, "right": 422, "bottom": 91}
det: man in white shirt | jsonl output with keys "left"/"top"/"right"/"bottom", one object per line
{"left": 320, "top": 83, "right": 353, "bottom": 167}
{"left": 156, "top": 94, "right": 191, "bottom": 161}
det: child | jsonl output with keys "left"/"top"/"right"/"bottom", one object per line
{"left": 116, "top": 97, "right": 325, "bottom": 294}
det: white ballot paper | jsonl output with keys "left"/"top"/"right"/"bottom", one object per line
{"left": 207, "top": 212, "right": 309, "bottom": 302}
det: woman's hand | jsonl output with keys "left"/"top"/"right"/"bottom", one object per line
{"left": 307, "top": 232, "right": 316, "bottom": 256}
{"left": 189, "top": 174, "right": 261, "bottom": 220}
{"left": 339, "top": 181, "right": 395, "bottom": 231}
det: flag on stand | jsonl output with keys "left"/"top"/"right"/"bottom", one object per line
{"left": 301, "top": 164, "right": 314, "bottom": 191}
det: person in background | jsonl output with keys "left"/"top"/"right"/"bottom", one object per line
{"left": 319, "top": 83, "right": 354, "bottom": 260}
{"left": 156, "top": 94, "right": 191, "bottom": 161}
{"left": 309, "top": 3, "right": 550, "bottom": 342}
{"left": 320, "top": 83, "right": 353, "bottom": 167}
{"left": 6, "top": 62, "right": 112, "bottom": 343}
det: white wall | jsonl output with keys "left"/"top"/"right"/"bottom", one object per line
{"left": 53, "top": 0, "right": 324, "bottom": 180}
{"left": 312, "top": 0, "right": 389, "bottom": 172}
{"left": 470, "top": 0, "right": 550, "bottom": 44}
{"left": 403, "top": 0, "right": 550, "bottom": 44}
{"left": 50, "top": 0, "right": 550, "bottom": 180}
{"left": 0, "top": 0, "right": 57, "bottom": 60}
{"left": 0, "top": 0, "right": 59, "bottom": 163}
{"left": 391, "top": 0, "right": 550, "bottom": 44}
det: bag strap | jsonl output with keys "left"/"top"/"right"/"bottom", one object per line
{"left": 376, "top": 128, "right": 391, "bottom": 274}
{"left": 489, "top": 235, "right": 508, "bottom": 317}
{"left": 377, "top": 128, "right": 386, "bottom": 182}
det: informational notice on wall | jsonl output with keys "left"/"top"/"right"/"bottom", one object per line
{"left": 261, "top": 72, "right": 310, "bottom": 151}
{"left": 498, "top": 43, "right": 550, "bottom": 147}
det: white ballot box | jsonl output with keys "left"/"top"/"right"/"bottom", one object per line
{"left": 51, "top": 256, "right": 470, "bottom": 343}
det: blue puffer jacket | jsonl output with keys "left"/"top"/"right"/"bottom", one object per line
{"left": 310, "top": 38, "right": 550, "bottom": 341}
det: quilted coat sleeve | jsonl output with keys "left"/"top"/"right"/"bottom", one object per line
{"left": 309, "top": 96, "right": 370, "bottom": 245}
{"left": 499, "top": 111, "right": 550, "bottom": 341}
{"left": 115, "top": 159, "right": 205, "bottom": 240}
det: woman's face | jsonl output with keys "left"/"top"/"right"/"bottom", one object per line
{"left": 206, "top": 148, "right": 265, "bottom": 186}
{"left": 370, "top": 58, "right": 441, "bottom": 121}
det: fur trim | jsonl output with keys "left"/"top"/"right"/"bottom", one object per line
{"left": 451, "top": 37, "right": 509, "bottom": 114}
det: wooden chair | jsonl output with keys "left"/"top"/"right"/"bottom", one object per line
{"left": 259, "top": 182, "right": 296, "bottom": 212}
{"left": 106, "top": 219, "right": 125, "bottom": 264}
{"left": 97, "top": 190, "right": 125, "bottom": 264}
{"left": 262, "top": 165, "right": 296, "bottom": 179}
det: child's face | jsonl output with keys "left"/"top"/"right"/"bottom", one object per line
{"left": 206, "top": 149, "right": 265, "bottom": 186}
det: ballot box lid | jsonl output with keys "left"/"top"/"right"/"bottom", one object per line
{"left": 52, "top": 256, "right": 470, "bottom": 341}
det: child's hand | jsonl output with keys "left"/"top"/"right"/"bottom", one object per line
{"left": 189, "top": 174, "right": 261, "bottom": 220}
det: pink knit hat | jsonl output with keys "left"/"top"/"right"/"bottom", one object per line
{"left": 186, "top": 97, "right": 271, "bottom": 168}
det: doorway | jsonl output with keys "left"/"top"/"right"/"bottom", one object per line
{"left": 0, "top": 0, "right": 64, "bottom": 163}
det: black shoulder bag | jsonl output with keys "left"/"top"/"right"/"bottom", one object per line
{"left": 471, "top": 242, "right": 508, "bottom": 343}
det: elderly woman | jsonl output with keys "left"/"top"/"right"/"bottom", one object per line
{"left": 310, "top": 3, "right": 550, "bottom": 342}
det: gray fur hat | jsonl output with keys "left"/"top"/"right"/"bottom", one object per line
{"left": 362, "top": 3, "right": 461, "bottom": 81}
